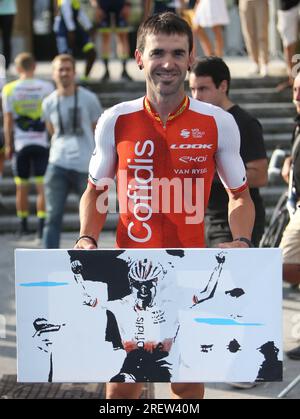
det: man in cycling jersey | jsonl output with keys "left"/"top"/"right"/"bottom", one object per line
{"left": 2, "top": 53, "right": 54, "bottom": 237}
{"left": 75, "top": 12, "right": 255, "bottom": 399}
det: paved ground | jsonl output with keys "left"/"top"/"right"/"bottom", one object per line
{"left": 0, "top": 231, "right": 299, "bottom": 399}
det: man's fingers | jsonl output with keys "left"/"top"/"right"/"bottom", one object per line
{"left": 218, "top": 241, "right": 248, "bottom": 249}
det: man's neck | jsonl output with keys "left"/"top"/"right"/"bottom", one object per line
{"left": 147, "top": 90, "right": 186, "bottom": 125}
{"left": 19, "top": 72, "right": 34, "bottom": 80}
{"left": 57, "top": 84, "right": 76, "bottom": 97}
{"left": 220, "top": 96, "right": 234, "bottom": 112}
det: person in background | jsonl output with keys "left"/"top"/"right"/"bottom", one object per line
{"left": 189, "top": 57, "right": 268, "bottom": 248}
{"left": 279, "top": 72, "right": 300, "bottom": 360}
{"left": 90, "top": 0, "right": 132, "bottom": 81}
{"left": 238, "top": 0, "right": 269, "bottom": 77}
{"left": 276, "top": 0, "right": 300, "bottom": 91}
{"left": 0, "top": 0, "right": 17, "bottom": 71}
{"left": 2, "top": 53, "right": 54, "bottom": 237}
{"left": 193, "top": 0, "right": 229, "bottom": 57}
{"left": 144, "top": 0, "right": 183, "bottom": 18}
{"left": 0, "top": 71, "right": 6, "bottom": 209}
{"left": 54, "top": 0, "right": 96, "bottom": 80}
{"left": 42, "top": 54, "right": 102, "bottom": 249}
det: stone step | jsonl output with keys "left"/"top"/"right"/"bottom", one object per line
{"left": 242, "top": 103, "right": 295, "bottom": 118}
{"left": 83, "top": 76, "right": 289, "bottom": 94}
{"left": 260, "top": 117, "right": 295, "bottom": 134}
{"left": 0, "top": 212, "right": 118, "bottom": 234}
{"left": 96, "top": 87, "right": 292, "bottom": 108}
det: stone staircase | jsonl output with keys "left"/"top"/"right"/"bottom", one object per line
{"left": 0, "top": 76, "right": 295, "bottom": 233}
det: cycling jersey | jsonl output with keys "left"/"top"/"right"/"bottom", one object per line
{"left": 2, "top": 78, "right": 54, "bottom": 152}
{"left": 89, "top": 96, "right": 247, "bottom": 248}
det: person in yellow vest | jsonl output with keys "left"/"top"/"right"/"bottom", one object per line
{"left": 2, "top": 53, "right": 54, "bottom": 237}
{"left": 54, "top": 0, "right": 96, "bottom": 80}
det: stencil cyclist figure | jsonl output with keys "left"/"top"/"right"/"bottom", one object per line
{"left": 70, "top": 251, "right": 226, "bottom": 382}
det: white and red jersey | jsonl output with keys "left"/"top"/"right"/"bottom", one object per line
{"left": 89, "top": 96, "right": 247, "bottom": 248}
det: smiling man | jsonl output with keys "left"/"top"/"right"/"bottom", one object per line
{"left": 75, "top": 12, "right": 255, "bottom": 399}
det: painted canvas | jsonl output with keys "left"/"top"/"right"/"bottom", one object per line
{"left": 15, "top": 248, "right": 282, "bottom": 383}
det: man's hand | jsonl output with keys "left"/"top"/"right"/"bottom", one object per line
{"left": 74, "top": 237, "right": 97, "bottom": 249}
{"left": 71, "top": 260, "right": 83, "bottom": 275}
{"left": 218, "top": 240, "right": 249, "bottom": 249}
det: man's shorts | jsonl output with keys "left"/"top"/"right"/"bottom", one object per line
{"left": 12, "top": 145, "right": 49, "bottom": 181}
{"left": 277, "top": 4, "right": 300, "bottom": 47}
{"left": 280, "top": 206, "right": 300, "bottom": 264}
{"left": 97, "top": 0, "right": 129, "bottom": 32}
{"left": 55, "top": 16, "right": 93, "bottom": 54}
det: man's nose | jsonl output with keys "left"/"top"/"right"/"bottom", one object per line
{"left": 295, "top": 88, "right": 300, "bottom": 101}
{"left": 161, "top": 55, "right": 175, "bottom": 68}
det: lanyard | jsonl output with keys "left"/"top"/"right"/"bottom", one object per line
{"left": 57, "top": 88, "right": 78, "bottom": 135}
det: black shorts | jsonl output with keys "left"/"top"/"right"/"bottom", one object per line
{"left": 97, "top": 0, "right": 129, "bottom": 30}
{"left": 153, "top": 2, "right": 176, "bottom": 14}
{"left": 12, "top": 145, "right": 49, "bottom": 180}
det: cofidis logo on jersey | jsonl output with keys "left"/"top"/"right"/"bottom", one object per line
{"left": 117, "top": 140, "right": 204, "bottom": 244}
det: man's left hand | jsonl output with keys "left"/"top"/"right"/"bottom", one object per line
{"left": 218, "top": 240, "right": 249, "bottom": 249}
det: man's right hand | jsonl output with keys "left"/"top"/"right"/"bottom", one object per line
{"left": 74, "top": 237, "right": 97, "bottom": 250}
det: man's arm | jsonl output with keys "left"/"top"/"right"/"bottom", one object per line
{"left": 144, "top": 0, "right": 152, "bottom": 19}
{"left": 3, "top": 112, "right": 14, "bottom": 160}
{"left": 45, "top": 121, "right": 54, "bottom": 137}
{"left": 281, "top": 156, "right": 292, "bottom": 184}
{"left": 219, "top": 187, "right": 255, "bottom": 248}
{"left": 75, "top": 183, "right": 109, "bottom": 249}
{"left": 246, "top": 158, "right": 268, "bottom": 188}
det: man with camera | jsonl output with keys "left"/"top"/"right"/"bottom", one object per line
{"left": 280, "top": 72, "right": 300, "bottom": 360}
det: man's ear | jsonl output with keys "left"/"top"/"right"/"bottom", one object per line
{"left": 188, "top": 52, "right": 195, "bottom": 72}
{"left": 135, "top": 49, "right": 143, "bottom": 70}
{"left": 220, "top": 79, "right": 228, "bottom": 93}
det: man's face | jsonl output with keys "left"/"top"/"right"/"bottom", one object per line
{"left": 293, "top": 74, "right": 300, "bottom": 114}
{"left": 52, "top": 60, "right": 75, "bottom": 89}
{"left": 135, "top": 32, "right": 193, "bottom": 98}
{"left": 189, "top": 73, "right": 225, "bottom": 106}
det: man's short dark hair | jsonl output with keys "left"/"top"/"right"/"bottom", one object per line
{"left": 190, "top": 57, "right": 231, "bottom": 95}
{"left": 137, "top": 12, "right": 193, "bottom": 54}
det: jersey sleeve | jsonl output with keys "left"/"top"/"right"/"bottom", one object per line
{"left": 88, "top": 109, "right": 118, "bottom": 189}
{"left": 240, "top": 118, "right": 267, "bottom": 164}
{"left": 1, "top": 82, "right": 13, "bottom": 114}
{"left": 215, "top": 110, "right": 248, "bottom": 194}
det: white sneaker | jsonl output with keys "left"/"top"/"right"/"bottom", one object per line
{"left": 260, "top": 64, "right": 269, "bottom": 77}
{"left": 248, "top": 63, "right": 260, "bottom": 76}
